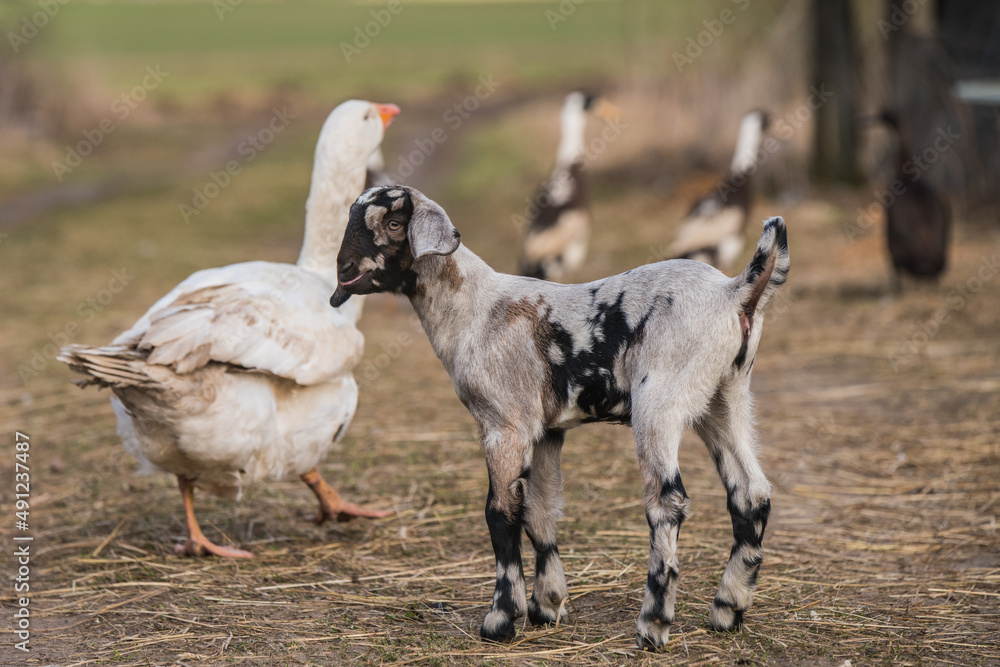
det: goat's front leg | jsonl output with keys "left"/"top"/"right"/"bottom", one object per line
{"left": 633, "top": 415, "right": 689, "bottom": 651}
{"left": 480, "top": 433, "right": 530, "bottom": 643}
{"left": 694, "top": 380, "right": 771, "bottom": 632}
{"left": 523, "top": 429, "right": 568, "bottom": 627}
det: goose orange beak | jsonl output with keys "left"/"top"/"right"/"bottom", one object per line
{"left": 593, "top": 98, "right": 620, "bottom": 122}
{"left": 375, "top": 103, "right": 401, "bottom": 129}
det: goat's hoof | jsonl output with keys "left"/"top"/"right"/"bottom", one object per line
{"left": 480, "top": 612, "right": 516, "bottom": 643}
{"left": 635, "top": 617, "right": 671, "bottom": 651}
{"left": 636, "top": 632, "right": 662, "bottom": 652}
{"left": 527, "top": 597, "right": 568, "bottom": 626}
{"left": 708, "top": 599, "right": 745, "bottom": 632}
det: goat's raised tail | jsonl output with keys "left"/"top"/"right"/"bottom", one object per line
{"left": 732, "top": 217, "right": 789, "bottom": 323}
{"left": 729, "top": 218, "right": 788, "bottom": 369}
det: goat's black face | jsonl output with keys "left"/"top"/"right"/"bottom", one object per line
{"left": 331, "top": 187, "right": 416, "bottom": 307}
{"left": 330, "top": 185, "right": 461, "bottom": 308}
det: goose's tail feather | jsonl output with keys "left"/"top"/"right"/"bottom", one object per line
{"left": 58, "top": 345, "right": 156, "bottom": 390}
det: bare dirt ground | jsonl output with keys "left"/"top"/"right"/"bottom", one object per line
{"left": 1, "top": 106, "right": 999, "bottom": 664}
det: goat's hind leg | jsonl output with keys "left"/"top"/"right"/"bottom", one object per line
{"left": 694, "top": 380, "right": 771, "bottom": 632}
{"left": 480, "top": 433, "right": 530, "bottom": 642}
{"left": 633, "top": 411, "right": 689, "bottom": 651}
{"left": 523, "top": 429, "right": 569, "bottom": 626}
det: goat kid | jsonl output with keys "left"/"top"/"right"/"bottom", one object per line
{"left": 331, "top": 186, "right": 789, "bottom": 650}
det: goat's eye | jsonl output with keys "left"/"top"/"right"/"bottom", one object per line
{"left": 364, "top": 112, "right": 371, "bottom": 120}
{"left": 386, "top": 220, "right": 402, "bottom": 232}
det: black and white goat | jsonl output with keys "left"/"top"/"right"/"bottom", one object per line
{"left": 331, "top": 185, "right": 789, "bottom": 650}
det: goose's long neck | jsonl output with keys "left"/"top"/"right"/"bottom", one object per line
{"left": 297, "top": 147, "right": 368, "bottom": 321}
{"left": 408, "top": 246, "right": 495, "bottom": 373}
{"left": 730, "top": 115, "right": 763, "bottom": 174}
{"left": 556, "top": 103, "right": 587, "bottom": 166}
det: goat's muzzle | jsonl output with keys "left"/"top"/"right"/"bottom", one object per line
{"left": 330, "top": 285, "right": 352, "bottom": 308}
{"left": 331, "top": 254, "right": 364, "bottom": 307}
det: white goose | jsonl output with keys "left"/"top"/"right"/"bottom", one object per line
{"left": 669, "top": 109, "right": 770, "bottom": 272}
{"left": 518, "top": 91, "right": 618, "bottom": 281}
{"left": 59, "top": 100, "right": 400, "bottom": 558}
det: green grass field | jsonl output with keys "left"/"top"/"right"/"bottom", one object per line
{"left": 21, "top": 0, "right": 779, "bottom": 105}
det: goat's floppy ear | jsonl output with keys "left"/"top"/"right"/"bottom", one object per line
{"left": 406, "top": 188, "right": 461, "bottom": 259}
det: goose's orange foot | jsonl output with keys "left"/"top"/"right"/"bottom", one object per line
{"left": 300, "top": 467, "right": 395, "bottom": 524}
{"left": 328, "top": 501, "right": 396, "bottom": 524}
{"left": 174, "top": 475, "right": 253, "bottom": 558}
{"left": 174, "top": 537, "right": 253, "bottom": 559}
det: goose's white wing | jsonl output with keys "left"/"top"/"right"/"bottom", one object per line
{"left": 114, "top": 261, "right": 362, "bottom": 386}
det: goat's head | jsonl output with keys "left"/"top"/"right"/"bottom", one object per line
{"left": 330, "top": 186, "right": 461, "bottom": 307}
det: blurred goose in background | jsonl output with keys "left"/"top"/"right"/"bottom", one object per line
{"left": 518, "top": 91, "right": 618, "bottom": 281}
{"left": 669, "top": 109, "right": 770, "bottom": 272}
{"left": 59, "top": 100, "right": 400, "bottom": 558}
{"left": 877, "top": 109, "right": 951, "bottom": 288}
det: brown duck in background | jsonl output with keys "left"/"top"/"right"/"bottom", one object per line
{"left": 878, "top": 109, "right": 951, "bottom": 289}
